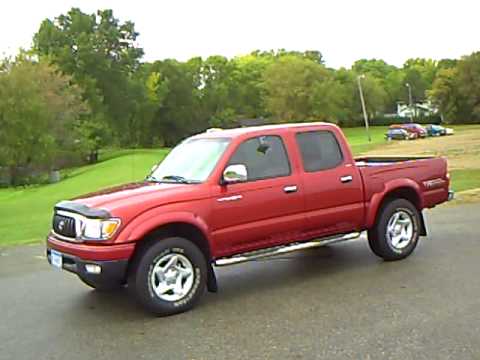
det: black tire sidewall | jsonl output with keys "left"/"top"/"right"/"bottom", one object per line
{"left": 130, "top": 237, "right": 207, "bottom": 316}
{"left": 374, "top": 199, "right": 420, "bottom": 260}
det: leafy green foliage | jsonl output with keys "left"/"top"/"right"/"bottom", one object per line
{"left": 429, "top": 52, "right": 480, "bottom": 123}
{"left": 263, "top": 56, "right": 330, "bottom": 121}
{"left": 33, "top": 8, "right": 144, "bottom": 146}
{"left": 0, "top": 56, "right": 88, "bottom": 184}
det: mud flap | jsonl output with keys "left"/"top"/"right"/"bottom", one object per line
{"left": 207, "top": 262, "right": 218, "bottom": 293}
{"left": 419, "top": 211, "right": 428, "bottom": 236}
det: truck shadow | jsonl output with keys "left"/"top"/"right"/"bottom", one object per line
{"left": 66, "top": 240, "right": 408, "bottom": 322}
{"left": 204, "top": 241, "right": 381, "bottom": 306}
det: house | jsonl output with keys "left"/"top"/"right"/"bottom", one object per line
{"left": 396, "top": 101, "right": 437, "bottom": 118}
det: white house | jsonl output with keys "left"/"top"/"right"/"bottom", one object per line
{"left": 396, "top": 101, "right": 437, "bottom": 118}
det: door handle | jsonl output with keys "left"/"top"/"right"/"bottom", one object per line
{"left": 217, "top": 195, "right": 243, "bottom": 202}
{"left": 284, "top": 185, "right": 298, "bottom": 193}
{"left": 340, "top": 175, "right": 353, "bottom": 183}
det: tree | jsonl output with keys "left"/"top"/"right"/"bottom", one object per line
{"left": 201, "top": 55, "right": 239, "bottom": 125}
{"left": 428, "top": 67, "right": 462, "bottom": 123}
{"left": 149, "top": 58, "right": 204, "bottom": 146}
{"left": 263, "top": 55, "right": 329, "bottom": 122}
{"left": 329, "top": 69, "right": 387, "bottom": 125}
{"left": 402, "top": 58, "right": 438, "bottom": 102}
{"left": 456, "top": 52, "right": 480, "bottom": 122}
{"left": 231, "top": 53, "right": 273, "bottom": 119}
{"left": 311, "top": 75, "right": 350, "bottom": 123}
{"left": 33, "top": 8, "right": 144, "bottom": 145}
{"left": 429, "top": 52, "right": 480, "bottom": 124}
{"left": 352, "top": 59, "right": 396, "bottom": 80}
{"left": 0, "top": 57, "right": 88, "bottom": 184}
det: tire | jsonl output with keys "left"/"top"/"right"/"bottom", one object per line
{"left": 368, "top": 198, "right": 421, "bottom": 261}
{"left": 128, "top": 237, "right": 207, "bottom": 316}
{"left": 78, "top": 276, "right": 123, "bottom": 291}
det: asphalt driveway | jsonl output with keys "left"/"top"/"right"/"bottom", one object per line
{"left": 1, "top": 203, "right": 479, "bottom": 360}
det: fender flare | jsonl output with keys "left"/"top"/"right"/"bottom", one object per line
{"left": 366, "top": 178, "right": 424, "bottom": 230}
{"left": 116, "top": 210, "right": 211, "bottom": 245}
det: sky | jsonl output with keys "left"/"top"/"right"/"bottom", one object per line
{"left": 1, "top": 0, "right": 479, "bottom": 68}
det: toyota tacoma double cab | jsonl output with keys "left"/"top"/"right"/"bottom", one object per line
{"left": 46, "top": 123, "right": 453, "bottom": 316}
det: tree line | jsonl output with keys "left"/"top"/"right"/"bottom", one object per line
{"left": 1, "top": 7, "right": 480, "bottom": 185}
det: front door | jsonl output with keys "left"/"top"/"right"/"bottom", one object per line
{"left": 210, "top": 135, "right": 305, "bottom": 257}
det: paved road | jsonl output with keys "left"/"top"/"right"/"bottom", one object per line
{"left": 1, "top": 204, "right": 479, "bottom": 360}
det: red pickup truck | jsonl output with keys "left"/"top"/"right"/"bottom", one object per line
{"left": 47, "top": 123, "right": 453, "bottom": 316}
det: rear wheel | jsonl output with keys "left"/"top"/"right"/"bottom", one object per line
{"left": 368, "top": 199, "right": 420, "bottom": 261}
{"left": 128, "top": 237, "right": 207, "bottom": 316}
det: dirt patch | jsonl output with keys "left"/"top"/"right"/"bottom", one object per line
{"left": 365, "top": 130, "right": 480, "bottom": 170}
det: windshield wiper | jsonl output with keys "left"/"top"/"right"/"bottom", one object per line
{"left": 161, "top": 175, "right": 189, "bottom": 183}
{"left": 160, "top": 175, "right": 201, "bottom": 184}
{"left": 145, "top": 174, "right": 200, "bottom": 184}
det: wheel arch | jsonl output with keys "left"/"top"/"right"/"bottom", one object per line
{"left": 134, "top": 221, "right": 212, "bottom": 262}
{"left": 125, "top": 216, "right": 218, "bottom": 293}
{"left": 367, "top": 181, "right": 426, "bottom": 236}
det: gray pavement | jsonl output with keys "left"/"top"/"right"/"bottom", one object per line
{"left": 1, "top": 204, "right": 479, "bottom": 360}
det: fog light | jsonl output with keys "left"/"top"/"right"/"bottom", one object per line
{"left": 85, "top": 264, "right": 102, "bottom": 274}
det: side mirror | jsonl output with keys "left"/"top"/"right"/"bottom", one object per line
{"left": 222, "top": 164, "right": 247, "bottom": 184}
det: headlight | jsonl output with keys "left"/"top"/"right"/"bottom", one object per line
{"left": 82, "top": 218, "right": 121, "bottom": 240}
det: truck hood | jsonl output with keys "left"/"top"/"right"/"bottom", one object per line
{"left": 70, "top": 181, "right": 210, "bottom": 219}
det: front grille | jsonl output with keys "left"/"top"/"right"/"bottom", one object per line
{"left": 52, "top": 214, "right": 77, "bottom": 238}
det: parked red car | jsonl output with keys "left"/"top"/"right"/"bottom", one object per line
{"left": 402, "top": 123, "right": 428, "bottom": 138}
{"left": 46, "top": 123, "right": 453, "bottom": 315}
{"left": 389, "top": 123, "right": 427, "bottom": 139}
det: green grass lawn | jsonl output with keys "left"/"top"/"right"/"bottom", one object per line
{"left": 341, "top": 126, "right": 388, "bottom": 155}
{"left": 0, "top": 125, "right": 478, "bottom": 247}
{"left": 449, "top": 169, "right": 480, "bottom": 192}
{"left": 0, "top": 149, "right": 169, "bottom": 246}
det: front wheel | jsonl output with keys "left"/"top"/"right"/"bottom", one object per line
{"left": 128, "top": 237, "right": 207, "bottom": 316}
{"left": 368, "top": 199, "right": 421, "bottom": 261}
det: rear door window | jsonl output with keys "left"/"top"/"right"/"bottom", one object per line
{"left": 296, "top": 131, "right": 343, "bottom": 172}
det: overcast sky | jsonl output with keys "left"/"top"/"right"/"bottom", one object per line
{"left": 1, "top": 0, "right": 478, "bottom": 68}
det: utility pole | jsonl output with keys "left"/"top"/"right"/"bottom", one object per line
{"left": 405, "top": 83, "right": 414, "bottom": 123}
{"left": 357, "top": 74, "right": 371, "bottom": 142}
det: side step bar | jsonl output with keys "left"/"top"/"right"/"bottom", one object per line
{"left": 214, "top": 232, "right": 361, "bottom": 267}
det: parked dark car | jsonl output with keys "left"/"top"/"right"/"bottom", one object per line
{"left": 386, "top": 128, "right": 414, "bottom": 140}
{"left": 426, "top": 124, "right": 446, "bottom": 136}
{"left": 426, "top": 124, "right": 454, "bottom": 136}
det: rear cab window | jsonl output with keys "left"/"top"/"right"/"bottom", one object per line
{"left": 228, "top": 135, "right": 291, "bottom": 181}
{"left": 296, "top": 131, "right": 344, "bottom": 172}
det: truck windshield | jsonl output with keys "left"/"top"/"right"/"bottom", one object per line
{"left": 148, "top": 137, "right": 231, "bottom": 183}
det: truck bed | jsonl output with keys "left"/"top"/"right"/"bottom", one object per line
{"left": 355, "top": 155, "right": 449, "bottom": 210}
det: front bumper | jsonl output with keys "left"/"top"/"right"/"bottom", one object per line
{"left": 46, "top": 235, "right": 135, "bottom": 287}
{"left": 47, "top": 248, "right": 128, "bottom": 286}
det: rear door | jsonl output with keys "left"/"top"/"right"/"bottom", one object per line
{"left": 295, "top": 130, "right": 364, "bottom": 238}
{"left": 210, "top": 134, "right": 306, "bottom": 256}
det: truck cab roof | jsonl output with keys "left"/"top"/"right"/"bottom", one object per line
{"left": 193, "top": 122, "right": 336, "bottom": 139}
